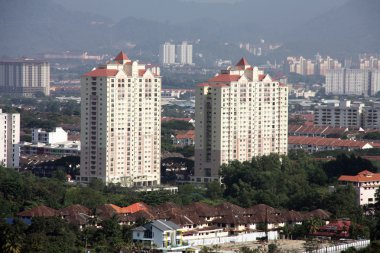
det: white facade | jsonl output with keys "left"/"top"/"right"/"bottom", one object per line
{"left": 79, "top": 52, "right": 161, "bottom": 187}
{"left": 176, "top": 42, "right": 193, "bottom": 65}
{"left": 194, "top": 58, "right": 288, "bottom": 183}
{"left": 0, "top": 109, "right": 20, "bottom": 168}
{"left": 160, "top": 42, "right": 176, "bottom": 65}
{"left": 314, "top": 101, "right": 364, "bottom": 128}
{"left": 0, "top": 59, "right": 50, "bottom": 97}
{"left": 32, "top": 127, "right": 68, "bottom": 144}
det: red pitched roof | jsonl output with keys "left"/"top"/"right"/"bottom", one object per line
{"left": 114, "top": 51, "right": 129, "bottom": 62}
{"left": 288, "top": 136, "right": 371, "bottom": 148}
{"left": 338, "top": 170, "right": 380, "bottom": 183}
{"left": 138, "top": 69, "right": 147, "bottom": 76}
{"left": 236, "top": 57, "right": 249, "bottom": 66}
{"left": 18, "top": 205, "right": 58, "bottom": 217}
{"left": 208, "top": 74, "right": 241, "bottom": 83}
{"left": 175, "top": 130, "right": 195, "bottom": 140}
{"left": 83, "top": 69, "right": 118, "bottom": 77}
{"left": 258, "top": 74, "right": 266, "bottom": 81}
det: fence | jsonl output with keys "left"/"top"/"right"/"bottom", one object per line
{"left": 186, "top": 231, "right": 278, "bottom": 246}
{"left": 301, "top": 239, "right": 370, "bottom": 253}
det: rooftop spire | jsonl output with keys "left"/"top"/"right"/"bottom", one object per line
{"left": 236, "top": 57, "right": 249, "bottom": 66}
{"left": 114, "top": 51, "right": 129, "bottom": 63}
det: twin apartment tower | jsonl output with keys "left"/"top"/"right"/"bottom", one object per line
{"left": 78, "top": 52, "right": 288, "bottom": 187}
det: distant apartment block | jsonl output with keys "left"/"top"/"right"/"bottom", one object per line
{"left": 314, "top": 101, "right": 364, "bottom": 128}
{"left": 79, "top": 51, "right": 161, "bottom": 187}
{"left": 159, "top": 41, "right": 193, "bottom": 65}
{"left": 286, "top": 55, "right": 342, "bottom": 76}
{"left": 194, "top": 58, "right": 288, "bottom": 183}
{"left": 0, "top": 58, "right": 50, "bottom": 97}
{"left": 160, "top": 42, "right": 176, "bottom": 65}
{"left": 0, "top": 109, "right": 20, "bottom": 168}
{"left": 360, "top": 56, "right": 380, "bottom": 70}
{"left": 176, "top": 41, "right": 193, "bottom": 65}
{"left": 325, "top": 68, "right": 380, "bottom": 96}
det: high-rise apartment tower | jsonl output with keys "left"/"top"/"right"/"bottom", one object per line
{"left": 0, "top": 109, "right": 20, "bottom": 168}
{"left": 193, "top": 58, "right": 288, "bottom": 183}
{"left": 79, "top": 52, "right": 161, "bottom": 187}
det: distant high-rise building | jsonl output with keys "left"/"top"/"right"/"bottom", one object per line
{"left": 193, "top": 58, "right": 288, "bottom": 183}
{"left": 286, "top": 55, "right": 341, "bottom": 76}
{"left": 360, "top": 56, "right": 380, "bottom": 70}
{"left": 0, "top": 59, "right": 50, "bottom": 97}
{"left": 319, "top": 56, "right": 342, "bottom": 76}
{"left": 176, "top": 41, "right": 193, "bottom": 65}
{"left": 0, "top": 109, "right": 20, "bottom": 168}
{"left": 326, "top": 69, "right": 373, "bottom": 96}
{"left": 159, "top": 42, "right": 176, "bottom": 65}
{"left": 79, "top": 51, "right": 161, "bottom": 187}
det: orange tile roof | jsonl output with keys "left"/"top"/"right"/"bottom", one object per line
{"left": 208, "top": 74, "right": 241, "bottom": 83}
{"left": 338, "top": 170, "right": 380, "bottom": 182}
{"left": 83, "top": 69, "right": 118, "bottom": 77}
{"left": 288, "top": 136, "right": 371, "bottom": 148}
{"left": 121, "top": 202, "right": 150, "bottom": 214}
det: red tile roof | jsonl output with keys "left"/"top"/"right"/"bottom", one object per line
{"left": 114, "top": 51, "right": 129, "bottom": 62}
{"left": 83, "top": 68, "right": 118, "bottom": 77}
{"left": 138, "top": 69, "right": 147, "bottom": 76}
{"left": 288, "top": 125, "right": 347, "bottom": 136}
{"left": 236, "top": 57, "right": 249, "bottom": 66}
{"left": 338, "top": 170, "right": 380, "bottom": 183}
{"left": 175, "top": 130, "right": 195, "bottom": 140}
{"left": 258, "top": 74, "right": 266, "bottom": 81}
{"left": 208, "top": 74, "right": 241, "bottom": 83}
{"left": 288, "top": 136, "right": 371, "bottom": 148}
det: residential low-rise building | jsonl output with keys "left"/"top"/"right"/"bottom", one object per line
{"left": 172, "top": 130, "right": 195, "bottom": 146}
{"left": 288, "top": 125, "right": 348, "bottom": 138}
{"left": 288, "top": 136, "right": 373, "bottom": 153}
{"left": 132, "top": 219, "right": 183, "bottom": 249}
{"left": 338, "top": 170, "right": 380, "bottom": 206}
{"left": 32, "top": 127, "right": 68, "bottom": 144}
{"left": 15, "top": 141, "right": 80, "bottom": 157}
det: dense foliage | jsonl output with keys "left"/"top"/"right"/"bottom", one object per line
{"left": 1, "top": 150, "right": 380, "bottom": 252}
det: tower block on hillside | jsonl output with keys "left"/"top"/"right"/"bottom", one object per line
{"left": 193, "top": 58, "right": 288, "bottom": 183}
{"left": 79, "top": 51, "right": 161, "bottom": 187}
